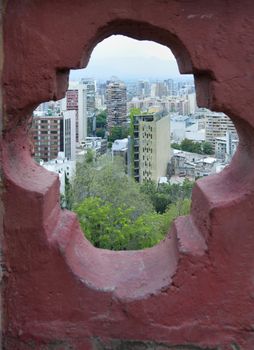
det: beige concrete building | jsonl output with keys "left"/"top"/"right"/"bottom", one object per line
{"left": 205, "top": 111, "right": 236, "bottom": 151}
{"left": 133, "top": 114, "right": 170, "bottom": 183}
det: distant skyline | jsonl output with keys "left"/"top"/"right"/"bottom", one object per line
{"left": 70, "top": 35, "right": 192, "bottom": 81}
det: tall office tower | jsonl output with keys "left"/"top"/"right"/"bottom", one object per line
{"left": 150, "top": 82, "right": 167, "bottom": 98}
{"left": 164, "top": 79, "right": 174, "bottom": 96}
{"left": 80, "top": 78, "right": 96, "bottom": 137}
{"left": 63, "top": 110, "right": 76, "bottom": 161}
{"left": 80, "top": 78, "right": 96, "bottom": 117}
{"left": 137, "top": 80, "right": 150, "bottom": 98}
{"left": 32, "top": 114, "right": 64, "bottom": 162}
{"left": 106, "top": 80, "right": 127, "bottom": 129}
{"left": 61, "top": 82, "right": 87, "bottom": 143}
{"left": 187, "top": 93, "right": 197, "bottom": 114}
{"left": 156, "top": 82, "right": 167, "bottom": 98}
{"left": 133, "top": 114, "right": 170, "bottom": 183}
{"left": 97, "top": 82, "right": 107, "bottom": 98}
{"left": 205, "top": 112, "right": 237, "bottom": 151}
{"left": 63, "top": 88, "right": 79, "bottom": 142}
{"left": 178, "top": 98, "right": 189, "bottom": 115}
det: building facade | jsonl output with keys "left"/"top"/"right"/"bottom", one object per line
{"left": 106, "top": 80, "right": 127, "bottom": 129}
{"left": 80, "top": 78, "right": 96, "bottom": 117}
{"left": 32, "top": 114, "right": 64, "bottom": 162}
{"left": 61, "top": 82, "right": 88, "bottom": 143}
{"left": 205, "top": 112, "right": 236, "bottom": 151}
{"left": 133, "top": 114, "right": 170, "bottom": 183}
{"left": 215, "top": 131, "right": 239, "bottom": 161}
{"left": 63, "top": 110, "right": 76, "bottom": 161}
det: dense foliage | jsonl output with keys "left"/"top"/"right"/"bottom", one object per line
{"left": 75, "top": 197, "right": 167, "bottom": 250}
{"left": 67, "top": 151, "right": 193, "bottom": 250}
{"left": 171, "top": 139, "right": 213, "bottom": 155}
{"left": 140, "top": 179, "right": 193, "bottom": 214}
{"left": 95, "top": 110, "right": 107, "bottom": 137}
{"left": 108, "top": 126, "right": 129, "bottom": 143}
{"left": 95, "top": 110, "right": 130, "bottom": 142}
{"left": 70, "top": 153, "right": 153, "bottom": 216}
{"left": 74, "top": 196, "right": 191, "bottom": 250}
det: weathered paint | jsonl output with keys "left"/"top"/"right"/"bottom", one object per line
{"left": 2, "top": 1, "right": 254, "bottom": 349}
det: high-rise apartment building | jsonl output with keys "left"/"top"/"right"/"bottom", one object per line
{"left": 137, "top": 80, "right": 150, "bottom": 98}
{"left": 32, "top": 110, "right": 76, "bottom": 162}
{"left": 164, "top": 79, "right": 175, "bottom": 96}
{"left": 205, "top": 112, "right": 237, "bottom": 151}
{"left": 150, "top": 82, "right": 167, "bottom": 98}
{"left": 63, "top": 110, "right": 76, "bottom": 161}
{"left": 80, "top": 78, "right": 96, "bottom": 117}
{"left": 32, "top": 115, "right": 64, "bottom": 162}
{"left": 64, "top": 89, "right": 78, "bottom": 142}
{"left": 106, "top": 80, "right": 127, "bottom": 129}
{"left": 133, "top": 114, "right": 170, "bottom": 183}
{"left": 80, "top": 78, "right": 96, "bottom": 137}
{"left": 61, "top": 82, "right": 87, "bottom": 143}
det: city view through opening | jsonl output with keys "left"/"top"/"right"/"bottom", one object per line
{"left": 32, "top": 36, "right": 239, "bottom": 250}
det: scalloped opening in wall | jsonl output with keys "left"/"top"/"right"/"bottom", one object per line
{"left": 31, "top": 35, "right": 238, "bottom": 251}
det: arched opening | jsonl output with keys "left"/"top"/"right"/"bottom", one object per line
{"left": 32, "top": 35, "right": 238, "bottom": 252}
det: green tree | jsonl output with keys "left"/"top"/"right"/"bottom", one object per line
{"left": 64, "top": 173, "right": 73, "bottom": 209}
{"left": 165, "top": 198, "right": 191, "bottom": 221}
{"left": 85, "top": 148, "right": 94, "bottom": 163}
{"left": 87, "top": 117, "right": 94, "bottom": 137}
{"left": 172, "top": 139, "right": 214, "bottom": 155}
{"left": 96, "top": 110, "right": 107, "bottom": 129}
{"left": 95, "top": 110, "right": 107, "bottom": 137}
{"left": 72, "top": 155, "right": 153, "bottom": 217}
{"left": 74, "top": 197, "right": 133, "bottom": 250}
{"left": 74, "top": 196, "right": 181, "bottom": 250}
{"left": 180, "top": 139, "right": 201, "bottom": 153}
{"left": 90, "top": 156, "right": 154, "bottom": 218}
{"left": 171, "top": 142, "right": 181, "bottom": 150}
{"left": 72, "top": 150, "right": 97, "bottom": 204}
{"left": 71, "top": 151, "right": 193, "bottom": 251}
{"left": 140, "top": 181, "right": 169, "bottom": 213}
{"left": 74, "top": 196, "right": 191, "bottom": 250}
{"left": 127, "top": 212, "right": 168, "bottom": 250}
{"left": 108, "top": 126, "right": 129, "bottom": 143}
{"left": 201, "top": 141, "right": 213, "bottom": 155}
{"left": 95, "top": 128, "right": 105, "bottom": 138}
{"left": 140, "top": 179, "right": 194, "bottom": 214}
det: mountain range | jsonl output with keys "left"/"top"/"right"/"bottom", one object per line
{"left": 70, "top": 56, "right": 192, "bottom": 81}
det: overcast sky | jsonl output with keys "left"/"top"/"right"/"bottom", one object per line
{"left": 70, "top": 35, "right": 192, "bottom": 81}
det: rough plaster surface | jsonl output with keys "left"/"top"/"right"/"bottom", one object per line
{"left": 92, "top": 338, "right": 221, "bottom": 349}
{"left": 2, "top": 0, "right": 254, "bottom": 349}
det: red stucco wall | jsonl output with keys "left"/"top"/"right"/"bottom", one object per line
{"left": 2, "top": 1, "right": 254, "bottom": 349}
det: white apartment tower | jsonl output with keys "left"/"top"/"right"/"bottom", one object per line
{"left": 63, "top": 110, "right": 76, "bottom": 161}
{"left": 61, "top": 82, "right": 88, "bottom": 143}
{"left": 80, "top": 78, "right": 96, "bottom": 117}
